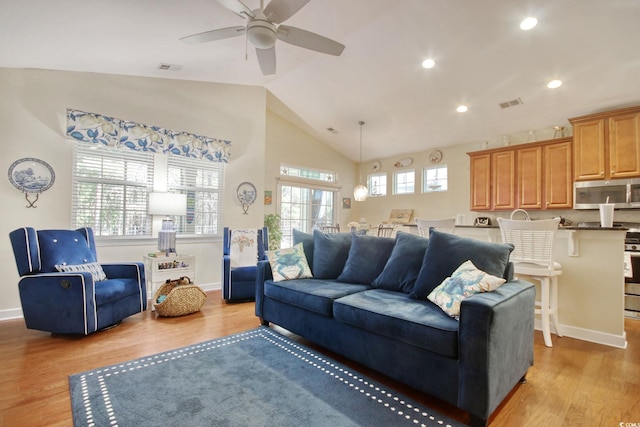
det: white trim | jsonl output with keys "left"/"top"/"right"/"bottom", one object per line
{"left": 0, "top": 308, "right": 23, "bottom": 321}
{"left": 536, "top": 320, "right": 627, "bottom": 349}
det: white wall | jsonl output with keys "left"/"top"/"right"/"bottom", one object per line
{"left": 1, "top": 68, "right": 267, "bottom": 316}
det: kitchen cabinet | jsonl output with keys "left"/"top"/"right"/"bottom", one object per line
{"left": 469, "top": 152, "right": 491, "bottom": 210}
{"left": 544, "top": 140, "right": 573, "bottom": 208}
{"left": 570, "top": 106, "right": 640, "bottom": 181}
{"left": 468, "top": 137, "right": 572, "bottom": 211}
{"left": 492, "top": 150, "right": 516, "bottom": 210}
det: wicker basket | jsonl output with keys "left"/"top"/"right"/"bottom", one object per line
{"left": 153, "top": 277, "right": 206, "bottom": 317}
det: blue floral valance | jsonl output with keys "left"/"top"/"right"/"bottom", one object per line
{"left": 66, "top": 109, "right": 231, "bottom": 163}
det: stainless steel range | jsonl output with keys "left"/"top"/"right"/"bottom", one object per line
{"left": 625, "top": 228, "right": 640, "bottom": 318}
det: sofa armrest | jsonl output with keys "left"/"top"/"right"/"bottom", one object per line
{"left": 18, "top": 272, "right": 100, "bottom": 333}
{"left": 101, "top": 262, "right": 145, "bottom": 281}
{"left": 457, "top": 279, "right": 536, "bottom": 421}
{"left": 255, "top": 259, "right": 273, "bottom": 320}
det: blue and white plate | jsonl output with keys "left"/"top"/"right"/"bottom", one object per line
{"left": 8, "top": 158, "right": 55, "bottom": 193}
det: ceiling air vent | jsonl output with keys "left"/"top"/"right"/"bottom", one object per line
{"left": 158, "top": 63, "right": 183, "bottom": 71}
{"left": 499, "top": 98, "right": 523, "bottom": 109}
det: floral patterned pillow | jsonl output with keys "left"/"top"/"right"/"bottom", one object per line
{"left": 267, "top": 243, "right": 313, "bottom": 282}
{"left": 427, "top": 260, "right": 506, "bottom": 319}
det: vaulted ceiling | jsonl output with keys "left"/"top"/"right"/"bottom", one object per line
{"left": 1, "top": 0, "right": 639, "bottom": 162}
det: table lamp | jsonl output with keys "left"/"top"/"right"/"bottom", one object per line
{"left": 148, "top": 192, "right": 187, "bottom": 254}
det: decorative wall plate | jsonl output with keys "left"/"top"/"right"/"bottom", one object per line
{"left": 236, "top": 181, "right": 257, "bottom": 214}
{"left": 8, "top": 158, "right": 55, "bottom": 193}
{"left": 371, "top": 161, "right": 381, "bottom": 171}
{"left": 394, "top": 157, "right": 413, "bottom": 168}
{"left": 429, "top": 150, "right": 443, "bottom": 164}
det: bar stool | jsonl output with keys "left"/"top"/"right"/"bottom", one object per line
{"left": 497, "top": 217, "right": 562, "bottom": 347}
{"left": 415, "top": 218, "right": 456, "bottom": 237}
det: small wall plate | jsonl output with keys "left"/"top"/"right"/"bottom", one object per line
{"left": 429, "top": 150, "right": 443, "bottom": 164}
{"left": 394, "top": 157, "right": 413, "bottom": 168}
{"left": 371, "top": 161, "right": 381, "bottom": 171}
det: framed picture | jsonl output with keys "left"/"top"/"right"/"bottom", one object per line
{"left": 264, "top": 190, "right": 272, "bottom": 205}
{"left": 342, "top": 197, "right": 351, "bottom": 209}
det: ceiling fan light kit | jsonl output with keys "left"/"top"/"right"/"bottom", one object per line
{"left": 247, "top": 20, "right": 277, "bottom": 49}
{"left": 181, "top": 0, "right": 345, "bottom": 75}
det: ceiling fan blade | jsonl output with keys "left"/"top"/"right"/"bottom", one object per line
{"left": 256, "top": 47, "right": 276, "bottom": 75}
{"left": 277, "top": 25, "right": 345, "bottom": 56}
{"left": 216, "top": 0, "right": 256, "bottom": 19}
{"left": 264, "top": 0, "right": 310, "bottom": 24}
{"left": 180, "top": 26, "right": 245, "bottom": 44}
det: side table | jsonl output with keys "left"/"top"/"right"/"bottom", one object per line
{"left": 143, "top": 254, "right": 196, "bottom": 311}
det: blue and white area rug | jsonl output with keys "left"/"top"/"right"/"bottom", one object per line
{"left": 69, "top": 326, "right": 463, "bottom": 427}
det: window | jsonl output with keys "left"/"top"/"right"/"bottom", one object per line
{"left": 423, "top": 165, "right": 448, "bottom": 193}
{"left": 72, "top": 142, "right": 154, "bottom": 236}
{"left": 393, "top": 170, "right": 415, "bottom": 195}
{"left": 279, "top": 184, "right": 335, "bottom": 248}
{"left": 367, "top": 172, "right": 387, "bottom": 197}
{"left": 72, "top": 142, "right": 225, "bottom": 238}
{"left": 280, "top": 164, "right": 336, "bottom": 183}
{"left": 278, "top": 163, "right": 338, "bottom": 248}
{"left": 167, "top": 156, "right": 225, "bottom": 236}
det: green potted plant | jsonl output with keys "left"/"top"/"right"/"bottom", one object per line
{"left": 264, "top": 213, "right": 282, "bottom": 250}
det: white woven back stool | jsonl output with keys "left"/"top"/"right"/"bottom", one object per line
{"left": 497, "top": 217, "right": 562, "bottom": 347}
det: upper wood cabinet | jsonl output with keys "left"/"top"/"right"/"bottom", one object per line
{"left": 468, "top": 137, "right": 572, "bottom": 211}
{"left": 570, "top": 106, "right": 640, "bottom": 181}
{"left": 469, "top": 153, "right": 491, "bottom": 210}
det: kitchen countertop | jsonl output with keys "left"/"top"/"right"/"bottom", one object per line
{"left": 454, "top": 225, "right": 628, "bottom": 231}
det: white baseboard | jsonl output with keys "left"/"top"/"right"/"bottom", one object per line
{"left": 535, "top": 320, "right": 627, "bottom": 349}
{"left": 0, "top": 308, "right": 23, "bottom": 322}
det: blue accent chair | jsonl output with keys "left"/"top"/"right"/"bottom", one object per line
{"left": 222, "top": 227, "right": 268, "bottom": 301}
{"left": 9, "top": 227, "right": 147, "bottom": 335}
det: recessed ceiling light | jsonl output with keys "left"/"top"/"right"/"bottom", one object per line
{"left": 422, "top": 58, "right": 435, "bottom": 69}
{"left": 520, "top": 17, "right": 538, "bottom": 30}
{"left": 547, "top": 79, "right": 563, "bottom": 89}
{"left": 456, "top": 105, "right": 468, "bottom": 113}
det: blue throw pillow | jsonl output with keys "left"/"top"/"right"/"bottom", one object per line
{"left": 411, "top": 229, "right": 514, "bottom": 300}
{"left": 293, "top": 229, "right": 314, "bottom": 272}
{"left": 312, "top": 230, "right": 353, "bottom": 279}
{"left": 337, "top": 234, "right": 396, "bottom": 285}
{"left": 371, "top": 232, "right": 430, "bottom": 293}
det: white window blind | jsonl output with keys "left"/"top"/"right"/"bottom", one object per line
{"left": 72, "top": 142, "right": 154, "bottom": 236}
{"left": 167, "top": 155, "right": 225, "bottom": 236}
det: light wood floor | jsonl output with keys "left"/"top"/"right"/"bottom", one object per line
{"left": 1, "top": 290, "right": 639, "bottom": 426}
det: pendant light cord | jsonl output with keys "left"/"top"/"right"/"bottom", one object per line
{"left": 358, "top": 121, "right": 365, "bottom": 183}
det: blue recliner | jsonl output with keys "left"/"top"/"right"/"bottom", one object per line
{"left": 9, "top": 227, "right": 147, "bottom": 335}
{"left": 222, "top": 227, "right": 268, "bottom": 301}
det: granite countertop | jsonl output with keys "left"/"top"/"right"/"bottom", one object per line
{"left": 455, "top": 224, "right": 628, "bottom": 231}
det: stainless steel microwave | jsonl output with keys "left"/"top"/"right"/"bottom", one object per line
{"left": 574, "top": 178, "right": 640, "bottom": 209}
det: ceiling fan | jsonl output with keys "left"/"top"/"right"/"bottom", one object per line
{"left": 180, "top": 0, "right": 345, "bottom": 75}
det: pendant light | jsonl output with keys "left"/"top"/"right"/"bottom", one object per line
{"left": 353, "top": 120, "right": 369, "bottom": 201}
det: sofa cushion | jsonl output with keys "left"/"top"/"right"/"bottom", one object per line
{"left": 337, "top": 234, "right": 395, "bottom": 285}
{"left": 267, "top": 243, "right": 313, "bottom": 281}
{"left": 371, "top": 232, "right": 429, "bottom": 293}
{"left": 333, "top": 289, "right": 459, "bottom": 358}
{"left": 293, "top": 229, "right": 315, "bottom": 272}
{"left": 428, "top": 260, "right": 507, "bottom": 318}
{"left": 264, "top": 278, "right": 370, "bottom": 317}
{"left": 312, "top": 230, "right": 353, "bottom": 279}
{"left": 411, "top": 229, "right": 514, "bottom": 300}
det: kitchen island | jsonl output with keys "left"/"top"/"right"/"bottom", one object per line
{"left": 454, "top": 225, "right": 627, "bottom": 348}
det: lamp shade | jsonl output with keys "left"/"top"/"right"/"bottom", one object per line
{"left": 148, "top": 192, "right": 187, "bottom": 216}
{"left": 353, "top": 184, "right": 368, "bottom": 201}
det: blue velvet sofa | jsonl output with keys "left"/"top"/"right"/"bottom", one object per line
{"left": 255, "top": 229, "right": 535, "bottom": 427}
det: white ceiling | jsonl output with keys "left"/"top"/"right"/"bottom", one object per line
{"left": 1, "top": 0, "right": 639, "bottom": 162}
